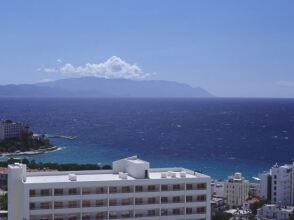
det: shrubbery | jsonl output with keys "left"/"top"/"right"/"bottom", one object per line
{"left": 0, "top": 158, "right": 112, "bottom": 171}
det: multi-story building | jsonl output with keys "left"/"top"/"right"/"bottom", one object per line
{"left": 0, "top": 119, "right": 29, "bottom": 141}
{"left": 224, "top": 172, "right": 249, "bottom": 208}
{"left": 8, "top": 156, "right": 211, "bottom": 220}
{"left": 260, "top": 163, "right": 294, "bottom": 205}
{"left": 257, "top": 204, "right": 294, "bottom": 220}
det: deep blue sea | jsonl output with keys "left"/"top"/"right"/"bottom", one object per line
{"left": 0, "top": 98, "right": 294, "bottom": 180}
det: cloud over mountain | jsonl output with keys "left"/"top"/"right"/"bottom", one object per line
{"left": 42, "top": 56, "right": 149, "bottom": 79}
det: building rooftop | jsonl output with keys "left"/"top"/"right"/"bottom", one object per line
{"left": 24, "top": 168, "right": 206, "bottom": 184}
{"left": 9, "top": 156, "right": 210, "bottom": 184}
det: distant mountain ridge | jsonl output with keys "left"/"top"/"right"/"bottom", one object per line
{"left": 0, "top": 77, "right": 213, "bottom": 98}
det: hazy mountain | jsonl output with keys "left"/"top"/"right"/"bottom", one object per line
{"left": 0, "top": 77, "right": 213, "bottom": 98}
{"left": 0, "top": 84, "right": 73, "bottom": 97}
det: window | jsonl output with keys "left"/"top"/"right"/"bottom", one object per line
{"left": 186, "top": 196, "right": 193, "bottom": 202}
{"left": 122, "top": 198, "right": 132, "bottom": 205}
{"left": 68, "top": 201, "right": 78, "bottom": 208}
{"left": 197, "top": 195, "right": 206, "bottom": 201}
{"left": 148, "top": 210, "right": 156, "bottom": 216}
{"left": 122, "top": 186, "right": 131, "bottom": 193}
{"left": 148, "top": 185, "right": 156, "bottom": 191}
{"left": 135, "top": 185, "right": 143, "bottom": 192}
{"left": 186, "top": 184, "right": 193, "bottom": 190}
{"left": 96, "top": 187, "right": 105, "bottom": 194}
{"left": 40, "top": 202, "right": 50, "bottom": 209}
{"left": 30, "top": 203, "right": 36, "bottom": 210}
{"left": 148, "top": 197, "right": 156, "bottom": 204}
{"left": 54, "top": 201, "right": 63, "bottom": 209}
{"left": 161, "top": 209, "right": 168, "bottom": 216}
{"left": 173, "top": 184, "right": 180, "bottom": 190}
{"left": 82, "top": 200, "right": 91, "bottom": 207}
{"left": 96, "top": 200, "right": 105, "bottom": 206}
{"left": 135, "top": 198, "right": 143, "bottom": 205}
{"left": 186, "top": 208, "right": 193, "bottom": 215}
{"left": 82, "top": 188, "right": 91, "bottom": 195}
{"left": 54, "top": 189, "right": 63, "bottom": 196}
{"left": 69, "top": 188, "right": 78, "bottom": 195}
{"left": 197, "top": 207, "right": 206, "bottom": 214}
{"left": 109, "top": 187, "right": 117, "bottom": 193}
{"left": 40, "top": 189, "right": 50, "bottom": 196}
{"left": 30, "top": 190, "right": 36, "bottom": 197}
{"left": 173, "top": 196, "right": 180, "bottom": 203}
{"left": 173, "top": 209, "right": 181, "bottom": 215}
{"left": 197, "top": 183, "right": 207, "bottom": 190}
{"left": 161, "top": 185, "right": 168, "bottom": 191}
{"left": 109, "top": 199, "right": 117, "bottom": 206}
{"left": 96, "top": 213, "right": 105, "bottom": 219}
{"left": 161, "top": 197, "right": 168, "bottom": 203}
{"left": 68, "top": 216, "right": 78, "bottom": 220}
{"left": 82, "top": 215, "right": 91, "bottom": 220}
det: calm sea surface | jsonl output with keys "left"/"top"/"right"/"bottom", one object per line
{"left": 1, "top": 98, "right": 294, "bottom": 180}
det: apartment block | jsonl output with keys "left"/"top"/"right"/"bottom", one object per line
{"left": 8, "top": 156, "right": 211, "bottom": 220}
{"left": 224, "top": 172, "right": 249, "bottom": 208}
{"left": 260, "top": 163, "right": 294, "bottom": 206}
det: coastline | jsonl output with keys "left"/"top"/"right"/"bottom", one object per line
{"left": 0, "top": 146, "right": 59, "bottom": 157}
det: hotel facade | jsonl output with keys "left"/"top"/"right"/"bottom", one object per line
{"left": 0, "top": 119, "right": 29, "bottom": 141}
{"left": 8, "top": 156, "right": 211, "bottom": 220}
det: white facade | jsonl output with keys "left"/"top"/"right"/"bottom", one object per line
{"left": 8, "top": 156, "right": 211, "bottom": 220}
{"left": 0, "top": 120, "right": 28, "bottom": 141}
{"left": 211, "top": 181, "right": 225, "bottom": 198}
{"left": 224, "top": 172, "right": 249, "bottom": 208}
{"left": 260, "top": 163, "right": 294, "bottom": 206}
{"left": 257, "top": 204, "right": 294, "bottom": 220}
{"left": 260, "top": 172, "right": 271, "bottom": 201}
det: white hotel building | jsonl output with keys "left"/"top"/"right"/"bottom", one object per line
{"left": 8, "top": 156, "right": 211, "bottom": 220}
{"left": 0, "top": 120, "right": 29, "bottom": 141}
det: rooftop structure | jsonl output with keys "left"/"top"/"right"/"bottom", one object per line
{"left": 8, "top": 156, "right": 211, "bottom": 220}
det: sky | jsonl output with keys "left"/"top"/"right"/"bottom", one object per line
{"left": 0, "top": 0, "right": 294, "bottom": 97}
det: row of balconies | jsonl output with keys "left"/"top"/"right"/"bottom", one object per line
{"left": 30, "top": 207, "right": 206, "bottom": 220}
{"left": 30, "top": 183, "right": 207, "bottom": 197}
{"left": 30, "top": 195, "right": 206, "bottom": 210}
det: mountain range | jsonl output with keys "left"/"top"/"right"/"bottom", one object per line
{"left": 0, "top": 77, "right": 213, "bottom": 98}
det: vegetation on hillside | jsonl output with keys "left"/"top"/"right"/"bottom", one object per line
{"left": 0, "top": 158, "right": 112, "bottom": 171}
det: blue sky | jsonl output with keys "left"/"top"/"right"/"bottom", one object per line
{"left": 0, "top": 0, "right": 293, "bottom": 97}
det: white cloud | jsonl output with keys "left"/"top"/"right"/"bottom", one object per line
{"left": 44, "top": 68, "right": 58, "bottom": 73}
{"left": 276, "top": 81, "right": 294, "bottom": 87}
{"left": 42, "top": 56, "right": 149, "bottom": 79}
{"left": 56, "top": 59, "right": 63, "bottom": 64}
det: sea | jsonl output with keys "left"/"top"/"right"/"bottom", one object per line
{"left": 0, "top": 97, "right": 294, "bottom": 180}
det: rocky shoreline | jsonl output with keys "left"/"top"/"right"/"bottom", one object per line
{"left": 0, "top": 145, "right": 59, "bottom": 157}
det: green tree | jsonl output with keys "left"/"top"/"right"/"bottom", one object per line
{"left": 0, "top": 194, "right": 7, "bottom": 210}
{"left": 212, "top": 212, "right": 232, "bottom": 220}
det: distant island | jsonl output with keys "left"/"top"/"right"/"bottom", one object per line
{"left": 0, "top": 120, "right": 56, "bottom": 155}
{"left": 0, "top": 77, "right": 213, "bottom": 98}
